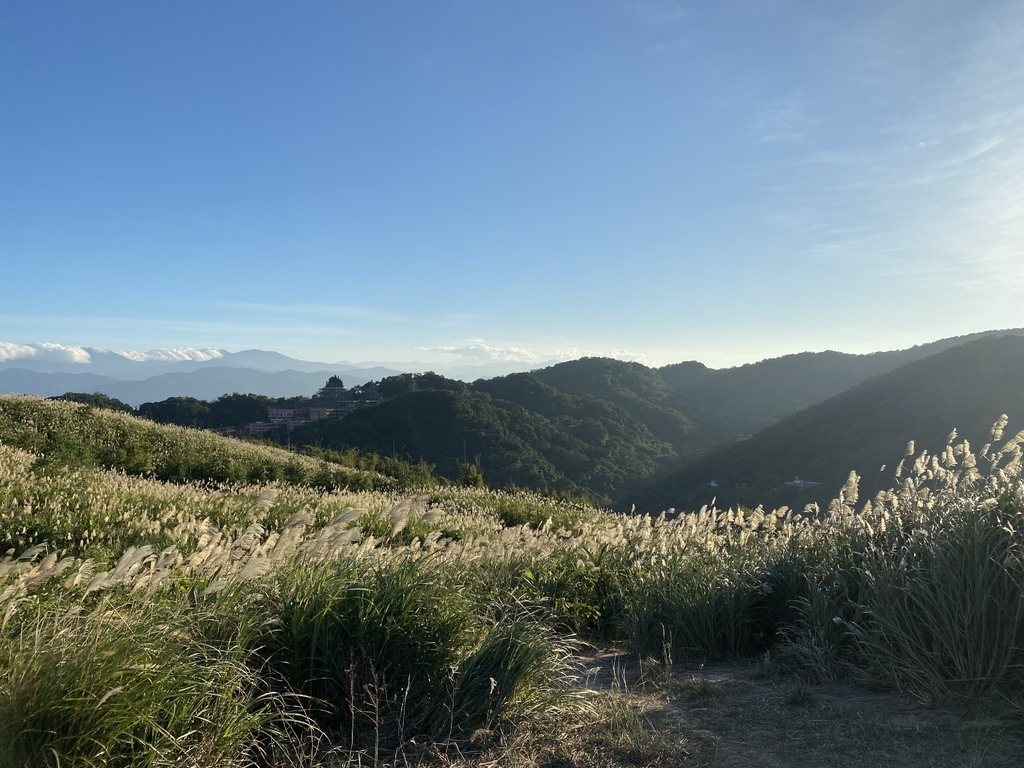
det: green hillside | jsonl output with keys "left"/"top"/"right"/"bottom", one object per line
{"left": 289, "top": 379, "right": 673, "bottom": 500}
{"left": 0, "top": 395, "right": 426, "bottom": 493}
{"left": 631, "top": 334, "right": 1024, "bottom": 513}
{"left": 658, "top": 329, "right": 1024, "bottom": 448}
{"left": 533, "top": 357, "right": 696, "bottom": 450}
{"left": 248, "top": 333, "right": 1024, "bottom": 508}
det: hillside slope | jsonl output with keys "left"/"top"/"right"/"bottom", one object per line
{"left": 629, "top": 334, "right": 1024, "bottom": 513}
{"left": 289, "top": 381, "right": 673, "bottom": 499}
{"left": 659, "top": 329, "right": 1024, "bottom": 447}
{"left": 0, "top": 395, "right": 406, "bottom": 492}
{"left": 533, "top": 357, "right": 696, "bottom": 450}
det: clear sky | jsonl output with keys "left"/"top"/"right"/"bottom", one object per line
{"left": 2, "top": 1, "right": 1022, "bottom": 369}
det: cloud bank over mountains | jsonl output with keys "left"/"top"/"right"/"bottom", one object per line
{"left": 418, "top": 339, "right": 654, "bottom": 367}
{"left": 0, "top": 338, "right": 553, "bottom": 388}
{"left": 0, "top": 342, "right": 90, "bottom": 364}
{"left": 419, "top": 340, "right": 541, "bottom": 363}
{"left": 0, "top": 336, "right": 661, "bottom": 405}
{"left": 0, "top": 331, "right": 659, "bottom": 377}
{"left": 103, "top": 348, "right": 225, "bottom": 363}
{"left": 0, "top": 342, "right": 224, "bottom": 365}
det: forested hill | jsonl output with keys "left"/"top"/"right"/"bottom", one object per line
{"left": 288, "top": 372, "right": 676, "bottom": 501}
{"left": 285, "top": 334, "right": 1013, "bottom": 503}
{"left": 629, "top": 334, "right": 1024, "bottom": 513}
{"left": 532, "top": 357, "right": 697, "bottom": 450}
{"left": 658, "top": 329, "right": 1024, "bottom": 448}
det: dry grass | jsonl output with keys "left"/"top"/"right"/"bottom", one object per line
{"left": 2, "top": 399, "right": 1023, "bottom": 767}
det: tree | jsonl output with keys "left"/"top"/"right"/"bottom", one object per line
{"left": 207, "top": 393, "right": 272, "bottom": 428}
{"left": 457, "top": 460, "right": 485, "bottom": 488}
{"left": 137, "top": 397, "right": 210, "bottom": 428}
{"left": 50, "top": 392, "right": 133, "bottom": 413}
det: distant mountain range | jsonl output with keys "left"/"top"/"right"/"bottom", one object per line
{"left": 657, "top": 328, "right": 1024, "bottom": 448}
{"left": 0, "top": 345, "right": 558, "bottom": 405}
{"left": 5, "top": 329, "right": 1024, "bottom": 514}
{"left": 0, "top": 367, "right": 403, "bottom": 406}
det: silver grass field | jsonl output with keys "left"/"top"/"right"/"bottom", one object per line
{"left": 0, "top": 396, "right": 1021, "bottom": 767}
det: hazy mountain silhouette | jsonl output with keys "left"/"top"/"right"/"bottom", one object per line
{"left": 0, "top": 367, "right": 397, "bottom": 406}
{"left": 626, "top": 334, "right": 1024, "bottom": 513}
{"left": 0, "top": 344, "right": 555, "bottom": 391}
{"left": 659, "top": 329, "right": 1024, "bottom": 449}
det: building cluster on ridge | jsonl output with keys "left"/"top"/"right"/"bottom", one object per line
{"left": 242, "top": 376, "right": 380, "bottom": 435}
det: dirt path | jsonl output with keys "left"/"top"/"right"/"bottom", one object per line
{"left": 568, "top": 652, "right": 1024, "bottom": 768}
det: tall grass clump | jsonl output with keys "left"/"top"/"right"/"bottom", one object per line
{"left": 0, "top": 598, "right": 290, "bottom": 768}
{"left": 251, "top": 555, "right": 570, "bottom": 754}
{"left": 449, "top": 612, "right": 565, "bottom": 731}
{"left": 616, "top": 508, "right": 814, "bottom": 659}
{"left": 844, "top": 429, "right": 1023, "bottom": 701}
{"left": 848, "top": 490, "right": 1024, "bottom": 701}
{"left": 782, "top": 420, "right": 1024, "bottom": 703}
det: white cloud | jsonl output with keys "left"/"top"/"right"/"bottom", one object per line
{"left": 756, "top": 2, "right": 1024, "bottom": 296}
{"left": 607, "top": 349, "right": 655, "bottom": 366}
{"left": 0, "top": 342, "right": 225, "bottom": 365}
{"left": 419, "top": 340, "right": 540, "bottom": 363}
{"left": 105, "top": 347, "right": 224, "bottom": 363}
{"left": 816, "top": 113, "right": 1024, "bottom": 293}
{"left": 419, "top": 340, "right": 656, "bottom": 367}
{"left": 0, "top": 342, "right": 38, "bottom": 363}
{"left": 552, "top": 347, "right": 654, "bottom": 366}
{"left": 37, "top": 343, "right": 93, "bottom": 363}
{"left": 0, "top": 342, "right": 92, "bottom": 363}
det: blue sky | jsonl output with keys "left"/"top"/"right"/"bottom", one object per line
{"left": 2, "top": 1, "right": 1022, "bottom": 369}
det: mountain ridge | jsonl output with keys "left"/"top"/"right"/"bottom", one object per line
{"left": 12, "top": 328, "right": 1024, "bottom": 512}
{"left": 627, "top": 333, "right": 1024, "bottom": 513}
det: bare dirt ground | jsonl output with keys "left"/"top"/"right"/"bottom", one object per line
{"left": 322, "top": 651, "right": 1024, "bottom": 767}
{"left": 555, "top": 651, "right": 1024, "bottom": 768}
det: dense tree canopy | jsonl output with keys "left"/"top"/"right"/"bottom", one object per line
{"left": 289, "top": 371, "right": 677, "bottom": 502}
{"left": 50, "top": 392, "right": 134, "bottom": 413}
